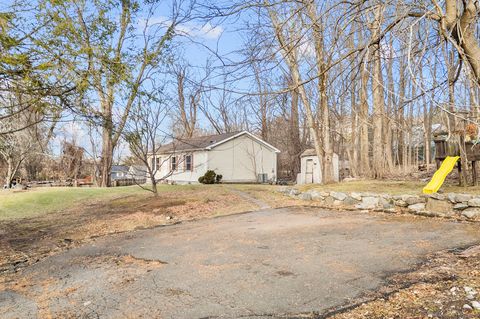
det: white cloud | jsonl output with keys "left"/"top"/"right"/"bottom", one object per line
{"left": 176, "top": 22, "right": 223, "bottom": 40}
{"left": 139, "top": 17, "right": 223, "bottom": 40}
{"left": 298, "top": 40, "right": 315, "bottom": 58}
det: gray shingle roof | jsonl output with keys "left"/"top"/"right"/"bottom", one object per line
{"left": 156, "top": 131, "right": 240, "bottom": 153}
{"left": 111, "top": 165, "right": 129, "bottom": 172}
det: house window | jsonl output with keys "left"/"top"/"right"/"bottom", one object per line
{"left": 171, "top": 156, "right": 177, "bottom": 171}
{"left": 185, "top": 155, "right": 193, "bottom": 171}
{"left": 155, "top": 157, "right": 161, "bottom": 171}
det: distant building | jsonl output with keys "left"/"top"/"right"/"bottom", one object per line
{"left": 127, "top": 165, "right": 147, "bottom": 180}
{"left": 110, "top": 165, "right": 129, "bottom": 181}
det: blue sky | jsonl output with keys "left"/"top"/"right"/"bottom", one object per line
{"left": 45, "top": 1, "right": 248, "bottom": 160}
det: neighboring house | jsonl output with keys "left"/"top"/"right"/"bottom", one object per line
{"left": 149, "top": 131, "right": 280, "bottom": 184}
{"left": 110, "top": 165, "right": 129, "bottom": 181}
{"left": 297, "top": 149, "right": 339, "bottom": 184}
{"left": 127, "top": 165, "right": 147, "bottom": 181}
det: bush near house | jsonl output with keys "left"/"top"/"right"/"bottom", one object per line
{"left": 198, "top": 170, "right": 222, "bottom": 184}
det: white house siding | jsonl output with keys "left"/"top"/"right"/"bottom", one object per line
{"left": 152, "top": 151, "right": 209, "bottom": 184}
{"left": 207, "top": 134, "right": 277, "bottom": 183}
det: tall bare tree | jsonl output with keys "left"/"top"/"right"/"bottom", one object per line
{"left": 38, "top": 0, "right": 191, "bottom": 186}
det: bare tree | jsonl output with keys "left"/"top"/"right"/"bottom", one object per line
{"left": 124, "top": 94, "right": 171, "bottom": 196}
{"left": 172, "top": 62, "right": 207, "bottom": 138}
{"left": 0, "top": 111, "right": 37, "bottom": 187}
{"left": 36, "top": 0, "right": 193, "bottom": 187}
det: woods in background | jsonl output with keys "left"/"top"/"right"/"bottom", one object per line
{"left": 1, "top": 0, "right": 480, "bottom": 186}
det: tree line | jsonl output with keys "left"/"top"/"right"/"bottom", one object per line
{"left": 1, "top": 0, "right": 479, "bottom": 187}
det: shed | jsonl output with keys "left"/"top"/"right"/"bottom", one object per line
{"left": 297, "top": 149, "right": 339, "bottom": 184}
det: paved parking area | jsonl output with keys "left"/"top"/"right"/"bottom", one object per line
{"left": 1, "top": 207, "right": 480, "bottom": 318}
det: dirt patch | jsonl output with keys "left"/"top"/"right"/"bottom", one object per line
{"left": 68, "top": 254, "right": 168, "bottom": 269}
{"left": 231, "top": 185, "right": 313, "bottom": 208}
{"left": 0, "top": 186, "right": 257, "bottom": 275}
{"left": 276, "top": 270, "right": 295, "bottom": 277}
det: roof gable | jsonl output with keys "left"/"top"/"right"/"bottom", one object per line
{"left": 156, "top": 131, "right": 240, "bottom": 153}
{"left": 155, "top": 131, "right": 280, "bottom": 154}
{"left": 206, "top": 131, "right": 280, "bottom": 153}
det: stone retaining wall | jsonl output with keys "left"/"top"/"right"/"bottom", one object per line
{"left": 279, "top": 188, "right": 480, "bottom": 221}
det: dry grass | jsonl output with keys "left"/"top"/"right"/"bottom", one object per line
{"left": 298, "top": 179, "right": 480, "bottom": 195}
{"left": 0, "top": 184, "right": 262, "bottom": 273}
{"left": 228, "top": 184, "right": 311, "bottom": 207}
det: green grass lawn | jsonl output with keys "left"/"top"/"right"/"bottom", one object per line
{"left": 0, "top": 184, "right": 210, "bottom": 220}
{"left": 0, "top": 186, "right": 142, "bottom": 220}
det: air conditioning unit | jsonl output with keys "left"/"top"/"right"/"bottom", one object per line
{"left": 257, "top": 173, "right": 268, "bottom": 184}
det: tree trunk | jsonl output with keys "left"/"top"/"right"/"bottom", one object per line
{"left": 385, "top": 38, "right": 395, "bottom": 172}
{"left": 407, "top": 81, "right": 415, "bottom": 169}
{"left": 420, "top": 68, "right": 432, "bottom": 171}
{"left": 358, "top": 23, "right": 370, "bottom": 177}
{"left": 5, "top": 157, "right": 13, "bottom": 188}
{"left": 397, "top": 58, "right": 406, "bottom": 168}
{"left": 260, "top": 98, "right": 268, "bottom": 141}
{"left": 372, "top": 45, "right": 384, "bottom": 178}
{"left": 100, "top": 115, "right": 113, "bottom": 187}
{"left": 266, "top": 2, "right": 324, "bottom": 184}
{"left": 304, "top": 0, "right": 334, "bottom": 183}
{"left": 177, "top": 68, "right": 197, "bottom": 138}
{"left": 349, "top": 33, "right": 358, "bottom": 177}
{"left": 359, "top": 61, "right": 370, "bottom": 176}
{"left": 150, "top": 177, "right": 158, "bottom": 196}
{"left": 443, "top": 0, "right": 480, "bottom": 85}
{"left": 5, "top": 156, "right": 23, "bottom": 189}
{"left": 370, "top": 5, "right": 385, "bottom": 179}
{"left": 320, "top": 71, "right": 334, "bottom": 183}
{"left": 290, "top": 87, "right": 302, "bottom": 180}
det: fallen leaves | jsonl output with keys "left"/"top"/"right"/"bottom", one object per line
{"left": 330, "top": 246, "right": 480, "bottom": 319}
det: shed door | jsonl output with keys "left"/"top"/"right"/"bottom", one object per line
{"left": 305, "top": 159, "right": 314, "bottom": 184}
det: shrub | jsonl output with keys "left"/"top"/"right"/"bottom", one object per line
{"left": 204, "top": 170, "right": 216, "bottom": 184}
{"left": 198, "top": 170, "right": 221, "bottom": 184}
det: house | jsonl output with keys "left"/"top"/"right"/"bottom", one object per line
{"left": 150, "top": 131, "right": 280, "bottom": 184}
{"left": 297, "top": 149, "right": 339, "bottom": 184}
{"left": 110, "top": 165, "right": 129, "bottom": 181}
{"left": 127, "top": 165, "right": 147, "bottom": 181}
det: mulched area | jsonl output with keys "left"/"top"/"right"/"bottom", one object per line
{"left": 328, "top": 245, "right": 480, "bottom": 319}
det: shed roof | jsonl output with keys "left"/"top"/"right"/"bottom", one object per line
{"left": 301, "top": 149, "right": 317, "bottom": 157}
{"left": 301, "top": 149, "right": 338, "bottom": 157}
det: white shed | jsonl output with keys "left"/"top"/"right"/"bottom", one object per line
{"left": 297, "top": 149, "right": 339, "bottom": 184}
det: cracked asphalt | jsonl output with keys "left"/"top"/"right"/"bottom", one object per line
{"left": 1, "top": 207, "right": 480, "bottom": 319}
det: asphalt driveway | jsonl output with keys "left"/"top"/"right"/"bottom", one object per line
{"left": 1, "top": 207, "right": 480, "bottom": 318}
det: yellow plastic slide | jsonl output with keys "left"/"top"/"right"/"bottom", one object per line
{"left": 423, "top": 156, "right": 460, "bottom": 194}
